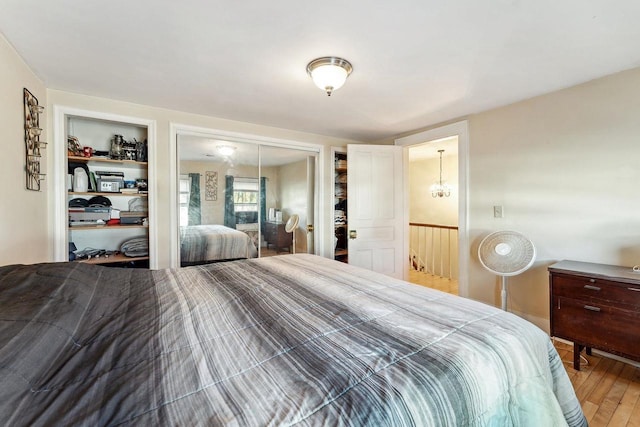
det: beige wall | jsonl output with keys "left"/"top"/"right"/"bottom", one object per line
{"left": 409, "top": 153, "right": 459, "bottom": 279}
{"left": 0, "top": 34, "right": 49, "bottom": 265}
{"left": 279, "top": 159, "right": 308, "bottom": 253}
{"left": 179, "top": 161, "right": 278, "bottom": 226}
{"left": 409, "top": 154, "right": 459, "bottom": 226}
{"left": 47, "top": 90, "right": 361, "bottom": 268}
{"left": 467, "top": 67, "right": 640, "bottom": 331}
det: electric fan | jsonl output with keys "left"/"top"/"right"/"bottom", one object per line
{"left": 285, "top": 214, "right": 300, "bottom": 254}
{"left": 478, "top": 230, "right": 536, "bottom": 311}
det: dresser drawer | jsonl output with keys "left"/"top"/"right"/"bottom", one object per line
{"left": 552, "top": 274, "right": 640, "bottom": 308}
{"left": 552, "top": 295, "right": 640, "bottom": 358}
{"left": 549, "top": 260, "right": 640, "bottom": 370}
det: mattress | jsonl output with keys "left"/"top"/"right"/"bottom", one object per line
{"left": 180, "top": 224, "right": 257, "bottom": 265}
{"left": 0, "top": 254, "right": 586, "bottom": 426}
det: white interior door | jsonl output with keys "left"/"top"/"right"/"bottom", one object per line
{"left": 347, "top": 144, "right": 405, "bottom": 278}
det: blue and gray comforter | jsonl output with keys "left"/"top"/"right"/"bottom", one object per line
{"left": 0, "top": 254, "right": 586, "bottom": 426}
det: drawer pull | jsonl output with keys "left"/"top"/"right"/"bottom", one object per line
{"left": 589, "top": 278, "right": 596, "bottom": 283}
{"left": 583, "top": 305, "right": 601, "bottom": 312}
{"left": 628, "top": 287, "right": 640, "bottom": 292}
{"left": 583, "top": 284, "right": 601, "bottom": 291}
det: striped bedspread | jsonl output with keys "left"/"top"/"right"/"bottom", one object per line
{"left": 180, "top": 224, "right": 257, "bottom": 265}
{"left": 0, "top": 254, "right": 586, "bottom": 426}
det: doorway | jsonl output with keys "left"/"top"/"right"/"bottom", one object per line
{"left": 395, "top": 120, "right": 469, "bottom": 297}
{"left": 407, "top": 137, "right": 459, "bottom": 295}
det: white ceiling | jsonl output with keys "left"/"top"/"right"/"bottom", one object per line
{"left": 178, "top": 134, "right": 314, "bottom": 166}
{"left": 408, "top": 136, "right": 458, "bottom": 161}
{"left": 2, "top": 0, "right": 640, "bottom": 142}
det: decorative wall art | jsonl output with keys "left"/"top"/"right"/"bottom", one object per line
{"left": 24, "top": 88, "right": 46, "bottom": 191}
{"left": 205, "top": 171, "right": 218, "bottom": 201}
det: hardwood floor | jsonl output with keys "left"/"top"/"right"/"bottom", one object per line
{"left": 407, "top": 269, "right": 458, "bottom": 295}
{"left": 553, "top": 341, "right": 640, "bottom": 427}
{"left": 259, "top": 247, "right": 290, "bottom": 257}
{"left": 408, "top": 269, "right": 640, "bottom": 426}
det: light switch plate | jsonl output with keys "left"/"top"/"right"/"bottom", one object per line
{"left": 493, "top": 205, "right": 504, "bottom": 218}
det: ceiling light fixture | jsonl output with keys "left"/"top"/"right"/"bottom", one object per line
{"left": 306, "top": 57, "right": 353, "bottom": 96}
{"left": 431, "top": 149, "right": 451, "bottom": 198}
{"left": 217, "top": 145, "right": 236, "bottom": 156}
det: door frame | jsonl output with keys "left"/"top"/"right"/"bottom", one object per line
{"left": 169, "top": 123, "right": 325, "bottom": 269}
{"left": 394, "top": 120, "right": 469, "bottom": 297}
{"left": 51, "top": 105, "right": 158, "bottom": 268}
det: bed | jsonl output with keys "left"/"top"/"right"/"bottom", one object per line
{"left": 0, "top": 254, "right": 586, "bottom": 426}
{"left": 180, "top": 224, "right": 258, "bottom": 266}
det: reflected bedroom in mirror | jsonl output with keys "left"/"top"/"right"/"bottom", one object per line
{"left": 178, "top": 134, "right": 316, "bottom": 267}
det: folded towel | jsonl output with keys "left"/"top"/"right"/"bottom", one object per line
{"left": 120, "top": 237, "right": 149, "bottom": 257}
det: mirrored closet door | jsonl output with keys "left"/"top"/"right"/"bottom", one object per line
{"left": 260, "top": 145, "right": 316, "bottom": 257}
{"left": 177, "top": 134, "right": 317, "bottom": 267}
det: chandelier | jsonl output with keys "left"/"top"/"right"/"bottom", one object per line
{"left": 431, "top": 149, "right": 451, "bottom": 198}
{"left": 306, "top": 57, "right": 353, "bottom": 96}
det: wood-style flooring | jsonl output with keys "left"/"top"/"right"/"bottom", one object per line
{"left": 554, "top": 341, "right": 640, "bottom": 427}
{"left": 409, "top": 269, "right": 640, "bottom": 426}
{"left": 259, "top": 247, "right": 291, "bottom": 257}
{"left": 407, "top": 269, "right": 459, "bottom": 295}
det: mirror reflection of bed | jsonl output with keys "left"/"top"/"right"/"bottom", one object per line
{"left": 178, "top": 135, "right": 316, "bottom": 266}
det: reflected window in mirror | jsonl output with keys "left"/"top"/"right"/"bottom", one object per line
{"left": 179, "top": 175, "right": 191, "bottom": 227}
{"left": 234, "top": 178, "right": 259, "bottom": 224}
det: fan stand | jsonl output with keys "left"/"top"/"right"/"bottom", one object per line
{"left": 478, "top": 231, "right": 536, "bottom": 312}
{"left": 291, "top": 232, "right": 296, "bottom": 254}
{"left": 285, "top": 214, "right": 299, "bottom": 254}
{"left": 500, "top": 276, "right": 508, "bottom": 311}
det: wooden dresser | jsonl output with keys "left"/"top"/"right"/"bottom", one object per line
{"left": 264, "top": 221, "right": 292, "bottom": 253}
{"left": 549, "top": 260, "right": 640, "bottom": 370}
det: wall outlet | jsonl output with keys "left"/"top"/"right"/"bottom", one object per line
{"left": 493, "top": 205, "right": 504, "bottom": 218}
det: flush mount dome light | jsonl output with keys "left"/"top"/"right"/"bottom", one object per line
{"left": 306, "top": 57, "right": 353, "bottom": 96}
{"left": 217, "top": 145, "right": 236, "bottom": 156}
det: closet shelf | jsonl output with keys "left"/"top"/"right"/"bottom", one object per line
{"left": 69, "top": 224, "right": 148, "bottom": 230}
{"left": 69, "top": 191, "right": 147, "bottom": 197}
{"left": 76, "top": 254, "right": 149, "bottom": 264}
{"left": 68, "top": 155, "right": 147, "bottom": 166}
